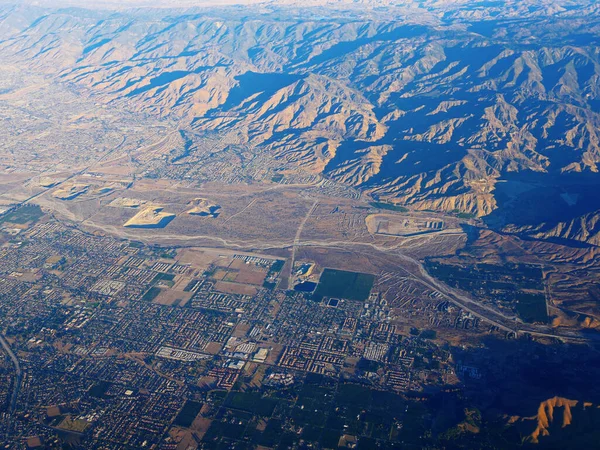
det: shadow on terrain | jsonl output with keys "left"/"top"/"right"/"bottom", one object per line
{"left": 439, "top": 336, "right": 600, "bottom": 448}
{"left": 483, "top": 171, "right": 600, "bottom": 230}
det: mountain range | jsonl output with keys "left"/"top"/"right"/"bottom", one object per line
{"left": 1, "top": 0, "right": 600, "bottom": 244}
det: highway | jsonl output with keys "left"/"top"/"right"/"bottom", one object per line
{"left": 293, "top": 239, "right": 598, "bottom": 343}
{"left": 0, "top": 333, "right": 22, "bottom": 415}
{"left": 288, "top": 199, "right": 319, "bottom": 284}
{"left": 42, "top": 192, "right": 599, "bottom": 344}
{"left": 61, "top": 217, "right": 599, "bottom": 344}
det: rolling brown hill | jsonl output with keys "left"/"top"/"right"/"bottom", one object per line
{"left": 1, "top": 1, "right": 599, "bottom": 243}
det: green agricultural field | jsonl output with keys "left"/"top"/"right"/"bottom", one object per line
{"left": 516, "top": 293, "right": 548, "bottom": 323}
{"left": 314, "top": 268, "right": 375, "bottom": 301}
{"left": 174, "top": 400, "right": 203, "bottom": 428}
{"left": 0, "top": 205, "right": 44, "bottom": 225}
{"left": 225, "top": 391, "right": 278, "bottom": 417}
{"left": 141, "top": 286, "right": 161, "bottom": 302}
{"left": 152, "top": 272, "right": 175, "bottom": 284}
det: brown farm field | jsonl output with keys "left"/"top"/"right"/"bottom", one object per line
{"left": 153, "top": 289, "right": 193, "bottom": 306}
{"left": 234, "top": 269, "right": 267, "bottom": 286}
{"left": 214, "top": 281, "right": 258, "bottom": 296}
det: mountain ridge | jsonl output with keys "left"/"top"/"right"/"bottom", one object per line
{"left": 1, "top": 2, "right": 600, "bottom": 243}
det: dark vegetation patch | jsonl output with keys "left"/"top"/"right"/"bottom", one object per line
{"left": 152, "top": 272, "right": 175, "bottom": 283}
{"left": 174, "top": 400, "right": 203, "bottom": 427}
{"left": 141, "top": 286, "right": 161, "bottom": 302}
{"left": 225, "top": 392, "right": 278, "bottom": 417}
{"left": 425, "top": 261, "right": 548, "bottom": 322}
{"left": 0, "top": 205, "right": 44, "bottom": 225}
{"left": 369, "top": 201, "right": 408, "bottom": 212}
{"left": 515, "top": 293, "right": 548, "bottom": 323}
{"left": 315, "top": 268, "right": 375, "bottom": 301}
{"left": 88, "top": 381, "right": 111, "bottom": 399}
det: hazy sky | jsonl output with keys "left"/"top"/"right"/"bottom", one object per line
{"left": 0, "top": 0, "right": 434, "bottom": 9}
{"left": 10, "top": 0, "right": 271, "bottom": 7}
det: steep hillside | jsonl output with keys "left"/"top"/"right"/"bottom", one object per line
{"left": 509, "top": 396, "right": 600, "bottom": 446}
